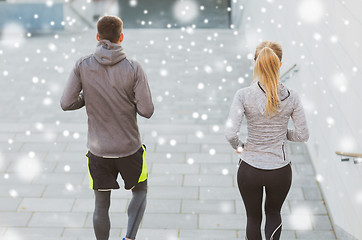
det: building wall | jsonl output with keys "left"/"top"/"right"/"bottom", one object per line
{"left": 231, "top": 0, "right": 362, "bottom": 238}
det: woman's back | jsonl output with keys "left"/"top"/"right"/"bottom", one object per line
{"left": 243, "top": 82, "right": 292, "bottom": 145}
{"left": 225, "top": 81, "right": 309, "bottom": 169}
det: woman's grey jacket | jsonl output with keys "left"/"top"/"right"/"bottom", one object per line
{"left": 225, "top": 81, "right": 309, "bottom": 170}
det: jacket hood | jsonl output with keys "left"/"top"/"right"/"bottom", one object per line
{"left": 256, "top": 81, "right": 291, "bottom": 116}
{"left": 94, "top": 40, "right": 126, "bottom": 66}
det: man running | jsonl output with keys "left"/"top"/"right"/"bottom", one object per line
{"left": 60, "top": 15, "right": 154, "bottom": 240}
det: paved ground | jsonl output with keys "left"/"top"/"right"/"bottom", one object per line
{"left": 0, "top": 15, "right": 337, "bottom": 240}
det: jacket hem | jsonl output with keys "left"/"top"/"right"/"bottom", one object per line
{"left": 87, "top": 144, "right": 142, "bottom": 159}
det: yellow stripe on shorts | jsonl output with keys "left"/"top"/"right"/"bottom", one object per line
{"left": 86, "top": 152, "right": 94, "bottom": 189}
{"left": 138, "top": 145, "right": 148, "bottom": 183}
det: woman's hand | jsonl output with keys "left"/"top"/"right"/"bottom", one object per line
{"left": 235, "top": 143, "right": 245, "bottom": 154}
{"left": 236, "top": 145, "right": 244, "bottom": 154}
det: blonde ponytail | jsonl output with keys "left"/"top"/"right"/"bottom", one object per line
{"left": 254, "top": 41, "right": 283, "bottom": 116}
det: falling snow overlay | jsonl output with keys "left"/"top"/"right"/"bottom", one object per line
{"left": 0, "top": 0, "right": 360, "bottom": 239}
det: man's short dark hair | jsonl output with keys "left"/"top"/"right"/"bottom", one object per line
{"left": 97, "top": 16, "right": 123, "bottom": 43}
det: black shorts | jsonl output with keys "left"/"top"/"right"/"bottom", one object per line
{"left": 86, "top": 145, "right": 147, "bottom": 190}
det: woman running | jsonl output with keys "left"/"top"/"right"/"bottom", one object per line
{"left": 225, "top": 40, "right": 309, "bottom": 240}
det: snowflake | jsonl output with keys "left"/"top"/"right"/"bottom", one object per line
{"left": 298, "top": 0, "right": 324, "bottom": 23}
{"left": 173, "top": 0, "right": 199, "bottom": 23}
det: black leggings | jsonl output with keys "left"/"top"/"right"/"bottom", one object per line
{"left": 237, "top": 161, "right": 292, "bottom": 240}
{"left": 93, "top": 180, "right": 147, "bottom": 240}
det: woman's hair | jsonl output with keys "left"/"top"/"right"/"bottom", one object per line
{"left": 254, "top": 41, "right": 283, "bottom": 116}
{"left": 97, "top": 16, "right": 123, "bottom": 43}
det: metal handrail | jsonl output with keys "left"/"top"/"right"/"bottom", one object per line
{"left": 336, "top": 151, "right": 362, "bottom": 158}
{"left": 67, "top": 1, "right": 94, "bottom": 28}
{"left": 336, "top": 151, "right": 362, "bottom": 164}
{"left": 280, "top": 64, "right": 298, "bottom": 81}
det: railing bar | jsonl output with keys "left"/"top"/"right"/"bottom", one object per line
{"left": 68, "top": 1, "right": 94, "bottom": 28}
{"left": 280, "top": 64, "right": 297, "bottom": 80}
{"left": 335, "top": 151, "right": 362, "bottom": 158}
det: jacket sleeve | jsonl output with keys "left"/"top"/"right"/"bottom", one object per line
{"left": 60, "top": 61, "right": 85, "bottom": 111}
{"left": 133, "top": 62, "right": 154, "bottom": 118}
{"left": 225, "top": 90, "right": 245, "bottom": 150}
{"left": 287, "top": 92, "right": 309, "bottom": 142}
